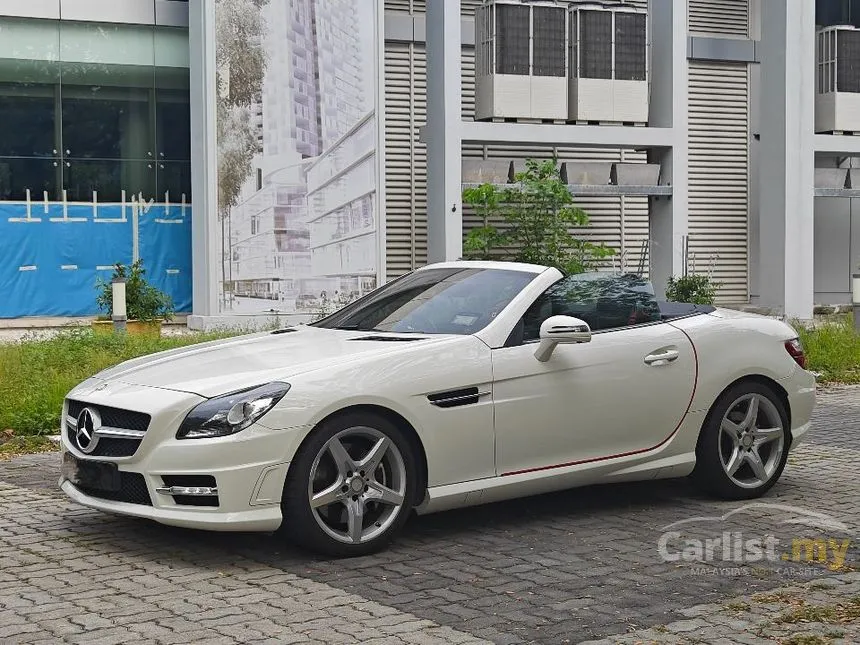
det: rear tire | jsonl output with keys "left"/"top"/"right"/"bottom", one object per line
{"left": 279, "top": 411, "right": 418, "bottom": 557}
{"left": 691, "top": 382, "right": 790, "bottom": 500}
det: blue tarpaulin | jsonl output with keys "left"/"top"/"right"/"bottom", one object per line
{"left": 0, "top": 201, "right": 192, "bottom": 318}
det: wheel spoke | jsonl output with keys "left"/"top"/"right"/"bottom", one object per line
{"left": 741, "top": 396, "right": 759, "bottom": 430}
{"left": 754, "top": 427, "right": 783, "bottom": 444}
{"left": 311, "top": 481, "right": 344, "bottom": 509}
{"left": 745, "top": 449, "right": 768, "bottom": 482}
{"left": 346, "top": 497, "right": 365, "bottom": 543}
{"left": 357, "top": 436, "right": 390, "bottom": 474}
{"left": 328, "top": 437, "right": 356, "bottom": 478}
{"left": 725, "top": 447, "right": 743, "bottom": 476}
{"left": 366, "top": 481, "right": 405, "bottom": 507}
{"left": 721, "top": 419, "right": 743, "bottom": 441}
{"left": 308, "top": 426, "right": 408, "bottom": 546}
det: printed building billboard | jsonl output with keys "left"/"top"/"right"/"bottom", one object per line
{"left": 214, "top": 0, "right": 381, "bottom": 317}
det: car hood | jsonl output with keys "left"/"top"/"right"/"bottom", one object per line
{"left": 94, "top": 326, "right": 446, "bottom": 398}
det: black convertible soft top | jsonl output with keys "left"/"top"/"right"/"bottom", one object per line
{"left": 656, "top": 301, "right": 717, "bottom": 320}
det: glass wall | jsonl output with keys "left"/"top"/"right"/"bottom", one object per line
{"left": 0, "top": 17, "right": 190, "bottom": 203}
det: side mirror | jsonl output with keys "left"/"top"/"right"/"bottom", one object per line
{"left": 534, "top": 315, "right": 592, "bottom": 362}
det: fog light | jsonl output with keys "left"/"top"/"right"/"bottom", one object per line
{"left": 155, "top": 485, "right": 218, "bottom": 497}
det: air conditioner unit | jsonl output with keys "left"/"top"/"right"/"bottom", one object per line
{"left": 475, "top": 0, "right": 568, "bottom": 121}
{"left": 815, "top": 25, "right": 860, "bottom": 133}
{"left": 568, "top": 2, "right": 649, "bottom": 123}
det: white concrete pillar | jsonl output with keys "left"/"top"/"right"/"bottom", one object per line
{"left": 757, "top": 0, "right": 815, "bottom": 320}
{"left": 189, "top": 0, "right": 219, "bottom": 317}
{"left": 647, "top": 0, "right": 688, "bottom": 298}
{"left": 426, "top": 0, "right": 462, "bottom": 263}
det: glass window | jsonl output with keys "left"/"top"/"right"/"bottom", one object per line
{"left": 0, "top": 18, "right": 190, "bottom": 206}
{"left": 313, "top": 267, "right": 536, "bottom": 335}
{"left": 0, "top": 83, "right": 57, "bottom": 158}
{"left": 517, "top": 272, "right": 663, "bottom": 343}
{"left": 0, "top": 158, "right": 59, "bottom": 201}
{"left": 0, "top": 18, "right": 61, "bottom": 200}
{"left": 64, "top": 159, "right": 155, "bottom": 203}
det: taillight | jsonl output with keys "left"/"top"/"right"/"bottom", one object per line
{"left": 785, "top": 338, "right": 806, "bottom": 369}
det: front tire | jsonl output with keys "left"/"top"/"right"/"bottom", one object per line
{"left": 280, "top": 411, "right": 418, "bottom": 557}
{"left": 691, "top": 382, "right": 790, "bottom": 500}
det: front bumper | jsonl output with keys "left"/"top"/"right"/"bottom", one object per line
{"left": 60, "top": 478, "right": 284, "bottom": 531}
{"left": 59, "top": 379, "right": 310, "bottom": 532}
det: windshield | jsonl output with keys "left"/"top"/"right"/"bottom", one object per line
{"left": 312, "top": 267, "right": 536, "bottom": 335}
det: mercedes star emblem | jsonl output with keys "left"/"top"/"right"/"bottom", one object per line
{"left": 75, "top": 407, "right": 101, "bottom": 454}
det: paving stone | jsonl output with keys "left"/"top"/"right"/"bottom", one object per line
{"left": 0, "top": 387, "right": 858, "bottom": 644}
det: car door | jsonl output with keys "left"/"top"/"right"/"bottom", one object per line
{"left": 491, "top": 273, "right": 697, "bottom": 476}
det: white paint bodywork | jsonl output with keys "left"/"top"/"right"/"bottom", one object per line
{"left": 59, "top": 261, "right": 816, "bottom": 532}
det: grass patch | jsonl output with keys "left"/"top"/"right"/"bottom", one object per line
{"left": 781, "top": 635, "right": 833, "bottom": 645}
{"left": 724, "top": 600, "right": 751, "bottom": 612}
{"left": 0, "top": 434, "right": 58, "bottom": 460}
{"left": 0, "top": 328, "right": 250, "bottom": 436}
{"left": 775, "top": 597, "right": 860, "bottom": 625}
{"left": 797, "top": 315, "right": 860, "bottom": 384}
{"left": 753, "top": 591, "right": 797, "bottom": 604}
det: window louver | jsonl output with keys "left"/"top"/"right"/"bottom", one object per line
{"left": 533, "top": 6, "right": 566, "bottom": 77}
{"left": 837, "top": 29, "right": 860, "bottom": 93}
{"left": 580, "top": 10, "right": 612, "bottom": 79}
{"left": 496, "top": 4, "right": 530, "bottom": 75}
{"left": 615, "top": 13, "right": 647, "bottom": 81}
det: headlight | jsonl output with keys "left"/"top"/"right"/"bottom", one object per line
{"left": 176, "top": 382, "right": 290, "bottom": 439}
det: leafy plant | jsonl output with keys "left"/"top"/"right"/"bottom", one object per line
{"left": 0, "top": 328, "right": 245, "bottom": 436}
{"left": 96, "top": 260, "right": 175, "bottom": 322}
{"left": 462, "top": 158, "right": 614, "bottom": 273}
{"left": 665, "top": 273, "right": 719, "bottom": 305}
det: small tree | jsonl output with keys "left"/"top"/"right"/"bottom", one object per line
{"left": 96, "top": 261, "right": 174, "bottom": 322}
{"left": 462, "top": 158, "right": 614, "bottom": 273}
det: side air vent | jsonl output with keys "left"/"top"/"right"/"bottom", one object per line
{"left": 427, "top": 387, "right": 487, "bottom": 409}
{"left": 271, "top": 328, "right": 298, "bottom": 335}
{"left": 348, "top": 336, "right": 427, "bottom": 342}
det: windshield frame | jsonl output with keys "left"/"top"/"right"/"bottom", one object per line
{"left": 309, "top": 266, "right": 539, "bottom": 336}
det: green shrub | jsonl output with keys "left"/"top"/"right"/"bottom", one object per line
{"left": 96, "top": 260, "right": 174, "bottom": 322}
{"left": 462, "top": 158, "right": 614, "bottom": 273}
{"left": 665, "top": 273, "right": 719, "bottom": 305}
{"left": 0, "top": 328, "right": 243, "bottom": 435}
{"left": 797, "top": 315, "right": 860, "bottom": 383}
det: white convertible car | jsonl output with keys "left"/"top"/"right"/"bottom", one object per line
{"left": 60, "top": 261, "right": 815, "bottom": 556}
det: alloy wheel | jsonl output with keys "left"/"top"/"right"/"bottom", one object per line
{"left": 307, "top": 426, "right": 407, "bottom": 545}
{"left": 718, "top": 393, "right": 785, "bottom": 489}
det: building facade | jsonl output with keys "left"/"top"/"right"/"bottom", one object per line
{"left": 2, "top": 1, "right": 859, "bottom": 323}
{"left": 379, "top": 0, "right": 860, "bottom": 322}
{"left": 0, "top": 0, "right": 193, "bottom": 318}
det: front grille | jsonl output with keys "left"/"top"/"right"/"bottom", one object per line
{"left": 67, "top": 400, "right": 151, "bottom": 432}
{"left": 66, "top": 400, "right": 151, "bottom": 458}
{"left": 77, "top": 471, "right": 152, "bottom": 506}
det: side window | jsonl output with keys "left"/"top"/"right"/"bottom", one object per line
{"left": 519, "top": 273, "right": 662, "bottom": 343}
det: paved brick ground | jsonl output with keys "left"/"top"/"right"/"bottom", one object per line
{"left": 1, "top": 386, "right": 858, "bottom": 644}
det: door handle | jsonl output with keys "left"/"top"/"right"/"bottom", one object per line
{"left": 644, "top": 349, "right": 680, "bottom": 365}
